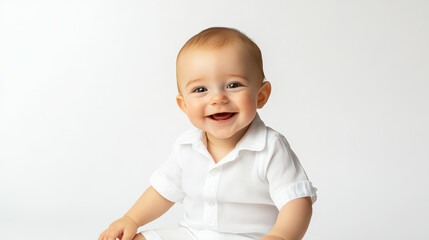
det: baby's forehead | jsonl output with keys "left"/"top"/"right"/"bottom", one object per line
{"left": 180, "top": 39, "right": 248, "bottom": 56}
{"left": 177, "top": 45, "right": 251, "bottom": 74}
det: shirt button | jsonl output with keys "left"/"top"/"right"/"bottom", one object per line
{"left": 211, "top": 169, "right": 218, "bottom": 176}
{"left": 209, "top": 201, "right": 215, "bottom": 207}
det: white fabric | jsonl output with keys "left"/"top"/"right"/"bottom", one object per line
{"left": 140, "top": 225, "right": 197, "bottom": 240}
{"left": 140, "top": 230, "right": 162, "bottom": 240}
{"left": 139, "top": 224, "right": 260, "bottom": 240}
{"left": 149, "top": 113, "right": 317, "bottom": 239}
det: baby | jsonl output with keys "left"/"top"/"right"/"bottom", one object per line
{"left": 99, "top": 27, "right": 317, "bottom": 240}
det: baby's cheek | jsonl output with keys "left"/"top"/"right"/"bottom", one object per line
{"left": 240, "top": 94, "right": 258, "bottom": 109}
{"left": 187, "top": 102, "right": 204, "bottom": 116}
{"left": 185, "top": 103, "right": 206, "bottom": 128}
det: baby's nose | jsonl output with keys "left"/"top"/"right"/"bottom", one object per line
{"left": 209, "top": 93, "right": 229, "bottom": 105}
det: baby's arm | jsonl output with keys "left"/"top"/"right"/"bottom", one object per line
{"left": 260, "top": 197, "right": 313, "bottom": 240}
{"left": 124, "top": 186, "right": 175, "bottom": 226}
{"left": 98, "top": 186, "right": 175, "bottom": 240}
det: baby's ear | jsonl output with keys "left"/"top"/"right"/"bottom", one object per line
{"left": 257, "top": 81, "right": 271, "bottom": 109}
{"left": 176, "top": 94, "right": 187, "bottom": 113}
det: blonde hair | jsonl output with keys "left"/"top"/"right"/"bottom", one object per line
{"left": 176, "top": 27, "right": 265, "bottom": 93}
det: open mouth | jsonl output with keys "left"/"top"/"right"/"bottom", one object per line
{"left": 208, "top": 112, "right": 236, "bottom": 121}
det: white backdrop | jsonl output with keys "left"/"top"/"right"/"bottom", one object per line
{"left": 1, "top": 0, "right": 428, "bottom": 239}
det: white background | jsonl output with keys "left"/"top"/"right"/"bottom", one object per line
{"left": 1, "top": 0, "right": 428, "bottom": 239}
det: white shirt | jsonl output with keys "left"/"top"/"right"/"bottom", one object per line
{"left": 149, "top": 113, "right": 317, "bottom": 240}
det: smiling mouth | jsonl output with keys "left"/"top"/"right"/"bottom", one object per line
{"left": 209, "top": 112, "right": 236, "bottom": 120}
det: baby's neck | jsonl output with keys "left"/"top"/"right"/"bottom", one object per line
{"left": 205, "top": 124, "right": 250, "bottom": 154}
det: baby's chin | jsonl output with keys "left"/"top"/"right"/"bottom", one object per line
{"left": 206, "top": 131, "right": 235, "bottom": 140}
{"left": 205, "top": 128, "right": 245, "bottom": 141}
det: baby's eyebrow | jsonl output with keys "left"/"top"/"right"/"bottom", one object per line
{"left": 185, "top": 78, "right": 203, "bottom": 89}
{"left": 225, "top": 74, "right": 249, "bottom": 82}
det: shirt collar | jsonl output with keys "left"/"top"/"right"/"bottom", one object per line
{"left": 176, "top": 113, "right": 267, "bottom": 152}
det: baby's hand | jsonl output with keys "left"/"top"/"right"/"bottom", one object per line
{"left": 98, "top": 215, "right": 139, "bottom": 240}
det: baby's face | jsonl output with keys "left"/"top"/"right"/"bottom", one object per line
{"left": 176, "top": 42, "right": 268, "bottom": 141}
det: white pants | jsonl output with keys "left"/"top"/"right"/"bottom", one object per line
{"left": 140, "top": 225, "right": 198, "bottom": 240}
{"left": 139, "top": 223, "right": 259, "bottom": 240}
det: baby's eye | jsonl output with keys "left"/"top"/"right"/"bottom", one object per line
{"left": 192, "top": 87, "right": 207, "bottom": 93}
{"left": 227, "top": 82, "right": 242, "bottom": 89}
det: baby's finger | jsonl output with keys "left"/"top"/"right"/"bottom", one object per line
{"left": 102, "top": 229, "right": 110, "bottom": 240}
{"left": 98, "top": 229, "right": 107, "bottom": 240}
{"left": 121, "top": 229, "right": 135, "bottom": 240}
{"left": 106, "top": 229, "right": 120, "bottom": 240}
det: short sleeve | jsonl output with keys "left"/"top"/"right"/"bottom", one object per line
{"left": 264, "top": 134, "right": 317, "bottom": 210}
{"left": 149, "top": 142, "right": 185, "bottom": 203}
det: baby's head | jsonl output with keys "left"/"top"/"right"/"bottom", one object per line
{"left": 175, "top": 27, "right": 271, "bottom": 142}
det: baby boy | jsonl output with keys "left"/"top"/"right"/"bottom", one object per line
{"left": 99, "top": 27, "right": 317, "bottom": 240}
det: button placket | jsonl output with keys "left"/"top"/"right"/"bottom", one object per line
{"left": 203, "top": 167, "right": 221, "bottom": 229}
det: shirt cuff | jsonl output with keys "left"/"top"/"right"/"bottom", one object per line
{"left": 149, "top": 170, "right": 185, "bottom": 203}
{"left": 271, "top": 181, "right": 318, "bottom": 210}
